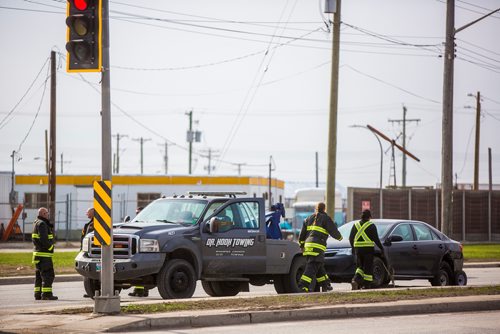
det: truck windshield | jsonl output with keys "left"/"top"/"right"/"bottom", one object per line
{"left": 132, "top": 199, "right": 207, "bottom": 225}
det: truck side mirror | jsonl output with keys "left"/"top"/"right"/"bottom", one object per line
{"left": 209, "top": 217, "right": 219, "bottom": 233}
{"left": 123, "top": 215, "right": 131, "bottom": 223}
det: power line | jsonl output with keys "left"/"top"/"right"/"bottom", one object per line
{"left": 17, "top": 65, "right": 50, "bottom": 153}
{"left": 344, "top": 65, "right": 441, "bottom": 104}
{"left": 218, "top": 0, "right": 296, "bottom": 165}
{"left": 0, "top": 57, "right": 50, "bottom": 130}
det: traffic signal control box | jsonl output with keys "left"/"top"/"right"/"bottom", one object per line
{"left": 66, "top": 0, "right": 102, "bottom": 72}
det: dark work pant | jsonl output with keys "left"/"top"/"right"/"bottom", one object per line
{"left": 299, "top": 256, "right": 330, "bottom": 291}
{"left": 354, "top": 249, "right": 374, "bottom": 286}
{"left": 34, "top": 257, "right": 55, "bottom": 296}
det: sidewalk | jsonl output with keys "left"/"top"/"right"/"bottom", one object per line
{"left": 1, "top": 294, "right": 499, "bottom": 333}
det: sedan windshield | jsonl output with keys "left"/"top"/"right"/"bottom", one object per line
{"left": 132, "top": 199, "right": 207, "bottom": 225}
{"left": 337, "top": 221, "right": 392, "bottom": 240}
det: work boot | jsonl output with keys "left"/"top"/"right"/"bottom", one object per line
{"left": 128, "top": 291, "right": 138, "bottom": 297}
{"left": 34, "top": 293, "right": 41, "bottom": 300}
{"left": 83, "top": 293, "right": 90, "bottom": 298}
{"left": 41, "top": 293, "right": 58, "bottom": 300}
{"left": 351, "top": 280, "right": 360, "bottom": 290}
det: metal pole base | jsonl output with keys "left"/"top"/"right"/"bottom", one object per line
{"left": 93, "top": 293, "right": 121, "bottom": 314}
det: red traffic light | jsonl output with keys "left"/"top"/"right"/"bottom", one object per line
{"left": 73, "top": 0, "right": 88, "bottom": 11}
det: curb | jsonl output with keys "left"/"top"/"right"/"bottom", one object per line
{"left": 103, "top": 295, "right": 500, "bottom": 333}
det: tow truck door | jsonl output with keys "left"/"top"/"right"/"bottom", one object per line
{"left": 201, "top": 199, "right": 266, "bottom": 275}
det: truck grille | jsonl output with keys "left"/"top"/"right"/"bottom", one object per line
{"left": 88, "top": 234, "right": 139, "bottom": 259}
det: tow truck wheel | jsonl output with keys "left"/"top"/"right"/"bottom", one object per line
{"left": 273, "top": 276, "right": 286, "bottom": 294}
{"left": 201, "top": 281, "right": 217, "bottom": 296}
{"left": 83, "top": 277, "right": 99, "bottom": 299}
{"left": 283, "top": 256, "right": 306, "bottom": 293}
{"left": 157, "top": 259, "right": 196, "bottom": 299}
{"left": 210, "top": 281, "right": 241, "bottom": 297}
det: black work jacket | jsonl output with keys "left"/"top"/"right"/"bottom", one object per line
{"left": 80, "top": 219, "right": 94, "bottom": 248}
{"left": 32, "top": 216, "right": 55, "bottom": 261}
{"left": 299, "top": 212, "right": 342, "bottom": 258}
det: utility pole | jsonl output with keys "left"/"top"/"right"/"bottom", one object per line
{"left": 158, "top": 141, "right": 169, "bottom": 175}
{"left": 112, "top": 133, "right": 128, "bottom": 174}
{"left": 132, "top": 137, "right": 151, "bottom": 174}
{"left": 59, "top": 152, "right": 71, "bottom": 174}
{"left": 488, "top": 147, "right": 492, "bottom": 192}
{"left": 201, "top": 148, "right": 219, "bottom": 175}
{"left": 440, "top": 2, "right": 500, "bottom": 235}
{"left": 186, "top": 110, "right": 193, "bottom": 174}
{"left": 325, "top": 0, "right": 341, "bottom": 218}
{"left": 48, "top": 50, "right": 56, "bottom": 227}
{"left": 232, "top": 162, "right": 246, "bottom": 176}
{"left": 472, "top": 91, "right": 481, "bottom": 190}
{"left": 268, "top": 155, "right": 275, "bottom": 208}
{"left": 388, "top": 105, "right": 420, "bottom": 187}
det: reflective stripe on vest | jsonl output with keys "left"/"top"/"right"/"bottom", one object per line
{"left": 33, "top": 252, "right": 54, "bottom": 258}
{"left": 32, "top": 233, "right": 53, "bottom": 239}
{"left": 306, "top": 225, "right": 329, "bottom": 235}
{"left": 353, "top": 221, "right": 375, "bottom": 247}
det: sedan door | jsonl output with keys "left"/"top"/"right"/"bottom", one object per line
{"left": 411, "top": 222, "right": 447, "bottom": 276}
{"left": 385, "top": 223, "right": 418, "bottom": 276}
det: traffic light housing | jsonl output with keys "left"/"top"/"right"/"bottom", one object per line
{"left": 66, "top": 0, "right": 102, "bottom": 72}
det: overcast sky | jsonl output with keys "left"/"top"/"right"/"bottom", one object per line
{"left": 0, "top": 0, "right": 499, "bottom": 196}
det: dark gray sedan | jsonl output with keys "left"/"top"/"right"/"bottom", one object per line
{"left": 324, "top": 219, "right": 467, "bottom": 288}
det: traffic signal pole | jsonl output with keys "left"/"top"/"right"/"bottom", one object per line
{"left": 94, "top": 0, "right": 120, "bottom": 314}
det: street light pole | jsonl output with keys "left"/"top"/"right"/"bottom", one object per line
{"left": 350, "top": 125, "right": 383, "bottom": 218}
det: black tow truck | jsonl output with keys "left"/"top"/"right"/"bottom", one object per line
{"left": 76, "top": 191, "right": 306, "bottom": 299}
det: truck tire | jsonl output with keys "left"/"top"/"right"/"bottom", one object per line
{"left": 282, "top": 256, "right": 306, "bottom": 293}
{"left": 83, "top": 277, "right": 99, "bottom": 299}
{"left": 201, "top": 281, "right": 217, "bottom": 297}
{"left": 273, "top": 276, "right": 286, "bottom": 294}
{"left": 203, "top": 281, "right": 240, "bottom": 297}
{"left": 157, "top": 259, "right": 196, "bottom": 299}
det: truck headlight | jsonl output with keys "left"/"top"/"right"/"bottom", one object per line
{"left": 139, "top": 239, "right": 159, "bottom": 252}
{"left": 82, "top": 236, "right": 90, "bottom": 253}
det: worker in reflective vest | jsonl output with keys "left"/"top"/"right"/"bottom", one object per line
{"left": 32, "top": 207, "right": 58, "bottom": 300}
{"left": 349, "top": 209, "right": 384, "bottom": 290}
{"left": 298, "top": 202, "right": 342, "bottom": 292}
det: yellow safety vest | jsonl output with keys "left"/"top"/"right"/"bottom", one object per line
{"left": 353, "top": 220, "right": 375, "bottom": 247}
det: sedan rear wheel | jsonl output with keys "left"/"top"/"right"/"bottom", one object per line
{"left": 371, "top": 257, "right": 387, "bottom": 288}
{"left": 430, "top": 262, "right": 451, "bottom": 286}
